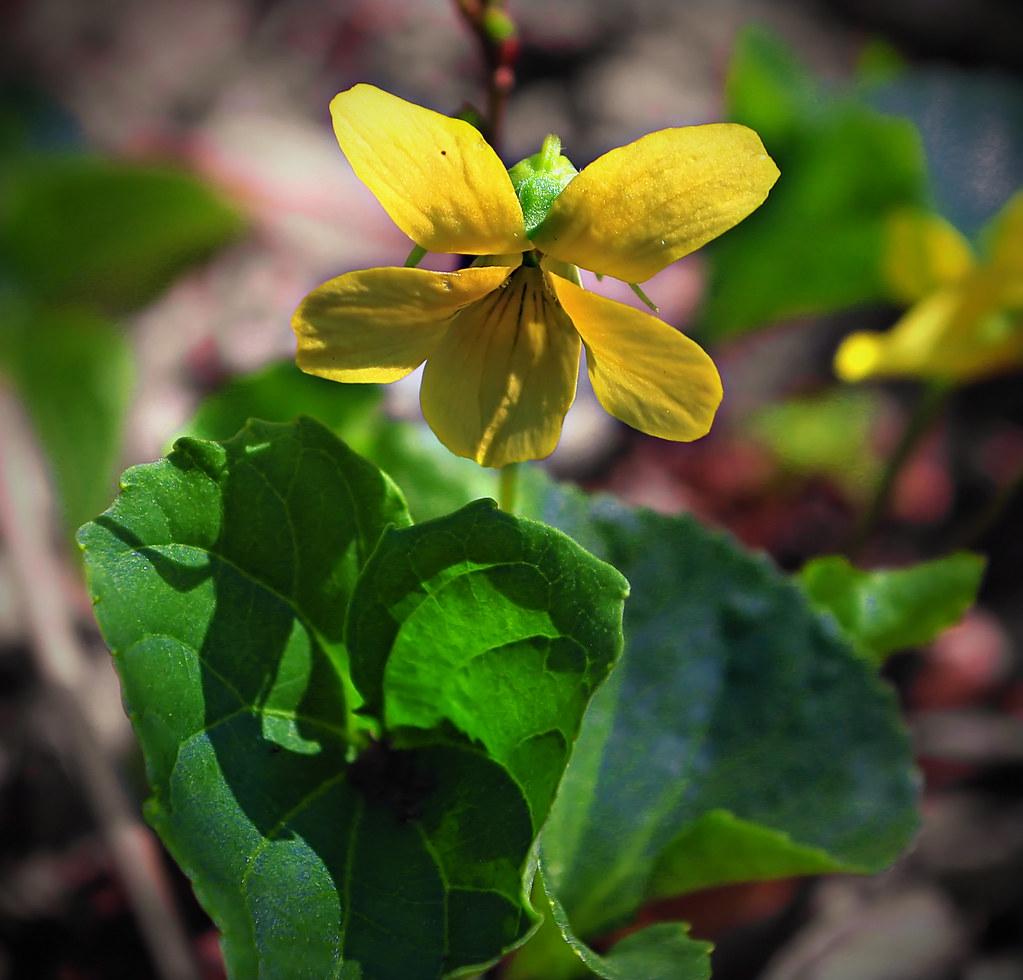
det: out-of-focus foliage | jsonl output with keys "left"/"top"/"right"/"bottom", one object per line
{"left": 798, "top": 553, "right": 985, "bottom": 664}
{"left": 869, "top": 68, "right": 1023, "bottom": 238}
{"left": 0, "top": 155, "right": 243, "bottom": 314}
{"left": 699, "top": 27, "right": 928, "bottom": 339}
{"left": 749, "top": 388, "right": 882, "bottom": 498}
{"left": 0, "top": 302, "right": 133, "bottom": 532}
{"left": 509, "top": 483, "right": 918, "bottom": 979}
{"left": 180, "top": 360, "right": 493, "bottom": 522}
{"left": 533, "top": 867, "right": 711, "bottom": 980}
{"left": 0, "top": 91, "right": 243, "bottom": 534}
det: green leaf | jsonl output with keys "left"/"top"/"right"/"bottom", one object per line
{"left": 0, "top": 302, "right": 133, "bottom": 532}
{"left": 79, "top": 421, "right": 627, "bottom": 978}
{"left": 180, "top": 359, "right": 494, "bottom": 523}
{"left": 179, "top": 361, "right": 382, "bottom": 451}
{"left": 0, "top": 155, "right": 242, "bottom": 312}
{"left": 534, "top": 860, "right": 711, "bottom": 980}
{"left": 797, "top": 553, "right": 985, "bottom": 663}
{"left": 699, "top": 27, "right": 927, "bottom": 339}
{"left": 346, "top": 497, "right": 629, "bottom": 826}
{"left": 515, "top": 481, "right": 918, "bottom": 963}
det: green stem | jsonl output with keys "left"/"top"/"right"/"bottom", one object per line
{"left": 850, "top": 380, "right": 950, "bottom": 556}
{"left": 498, "top": 463, "right": 520, "bottom": 513}
{"left": 959, "top": 459, "right": 1023, "bottom": 547}
{"left": 404, "top": 244, "right": 428, "bottom": 267}
{"left": 628, "top": 281, "right": 659, "bottom": 312}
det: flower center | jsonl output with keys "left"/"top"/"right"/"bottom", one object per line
{"left": 508, "top": 134, "right": 578, "bottom": 239}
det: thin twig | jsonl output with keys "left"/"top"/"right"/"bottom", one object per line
{"left": 454, "top": 0, "right": 519, "bottom": 154}
{"left": 0, "top": 384, "right": 201, "bottom": 980}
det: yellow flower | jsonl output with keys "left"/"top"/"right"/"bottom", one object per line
{"left": 293, "top": 84, "right": 779, "bottom": 467}
{"left": 835, "top": 193, "right": 1023, "bottom": 385}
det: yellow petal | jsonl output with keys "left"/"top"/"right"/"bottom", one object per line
{"left": 532, "top": 124, "right": 779, "bottom": 283}
{"left": 988, "top": 190, "right": 1023, "bottom": 275}
{"left": 884, "top": 209, "right": 975, "bottom": 304}
{"left": 293, "top": 264, "right": 515, "bottom": 383}
{"left": 420, "top": 266, "right": 580, "bottom": 467}
{"left": 835, "top": 271, "right": 1023, "bottom": 383}
{"left": 330, "top": 84, "right": 527, "bottom": 255}
{"left": 550, "top": 273, "right": 722, "bottom": 441}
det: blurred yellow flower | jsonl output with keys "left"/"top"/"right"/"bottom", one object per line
{"left": 293, "top": 84, "right": 779, "bottom": 467}
{"left": 835, "top": 193, "right": 1023, "bottom": 385}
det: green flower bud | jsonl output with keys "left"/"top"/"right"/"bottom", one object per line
{"left": 508, "top": 134, "right": 578, "bottom": 237}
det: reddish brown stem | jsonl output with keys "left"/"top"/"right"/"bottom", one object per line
{"left": 454, "top": 0, "right": 519, "bottom": 154}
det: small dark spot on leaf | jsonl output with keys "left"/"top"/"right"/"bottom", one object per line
{"left": 441, "top": 150, "right": 447, "bottom": 156}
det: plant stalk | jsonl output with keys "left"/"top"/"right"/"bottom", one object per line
{"left": 498, "top": 462, "right": 520, "bottom": 513}
{"left": 850, "top": 380, "right": 950, "bottom": 556}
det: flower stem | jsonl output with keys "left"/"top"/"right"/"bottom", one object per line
{"left": 404, "top": 244, "right": 428, "bottom": 267}
{"left": 498, "top": 463, "right": 520, "bottom": 513}
{"left": 850, "top": 380, "right": 950, "bottom": 556}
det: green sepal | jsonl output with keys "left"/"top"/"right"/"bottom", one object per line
{"left": 509, "top": 135, "right": 578, "bottom": 237}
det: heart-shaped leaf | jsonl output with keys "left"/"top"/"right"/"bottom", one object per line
{"left": 80, "top": 419, "right": 627, "bottom": 978}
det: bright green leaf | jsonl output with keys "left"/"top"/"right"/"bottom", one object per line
{"left": 535, "top": 859, "right": 711, "bottom": 980}
{"left": 699, "top": 27, "right": 927, "bottom": 339}
{"left": 80, "top": 422, "right": 627, "bottom": 978}
{"left": 516, "top": 480, "right": 918, "bottom": 958}
{"left": 347, "top": 497, "right": 629, "bottom": 826}
{"left": 648, "top": 810, "right": 846, "bottom": 896}
{"left": 1, "top": 301, "right": 133, "bottom": 532}
{"left": 797, "top": 552, "right": 985, "bottom": 663}
{"left": 0, "top": 155, "right": 242, "bottom": 312}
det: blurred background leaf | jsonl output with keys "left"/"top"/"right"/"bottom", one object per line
{"left": 698, "top": 27, "right": 928, "bottom": 340}
{"left": 180, "top": 360, "right": 493, "bottom": 522}
{"left": 0, "top": 301, "right": 133, "bottom": 533}
{"left": 0, "top": 155, "right": 243, "bottom": 314}
{"left": 798, "top": 552, "right": 985, "bottom": 663}
{"left": 748, "top": 388, "right": 883, "bottom": 500}
{"left": 508, "top": 482, "right": 918, "bottom": 977}
{"left": 868, "top": 69, "right": 1023, "bottom": 239}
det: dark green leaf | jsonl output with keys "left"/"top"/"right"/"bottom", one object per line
{"left": 80, "top": 422, "right": 627, "bottom": 978}
{"left": 1, "top": 302, "right": 133, "bottom": 532}
{"left": 797, "top": 553, "right": 985, "bottom": 663}
{"left": 180, "top": 360, "right": 494, "bottom": 523}
{"left": 516, "top": 481, "right": 917, "bottom": 952}
{"left": 699, "top": 27, "right": 927, "bottom": 339}
{"left": 0, "top": 155, "right": 242, "bottom": 312}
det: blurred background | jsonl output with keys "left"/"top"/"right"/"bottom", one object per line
{"left": 2, "top": 0, "right": 1022, "bottom": 977}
